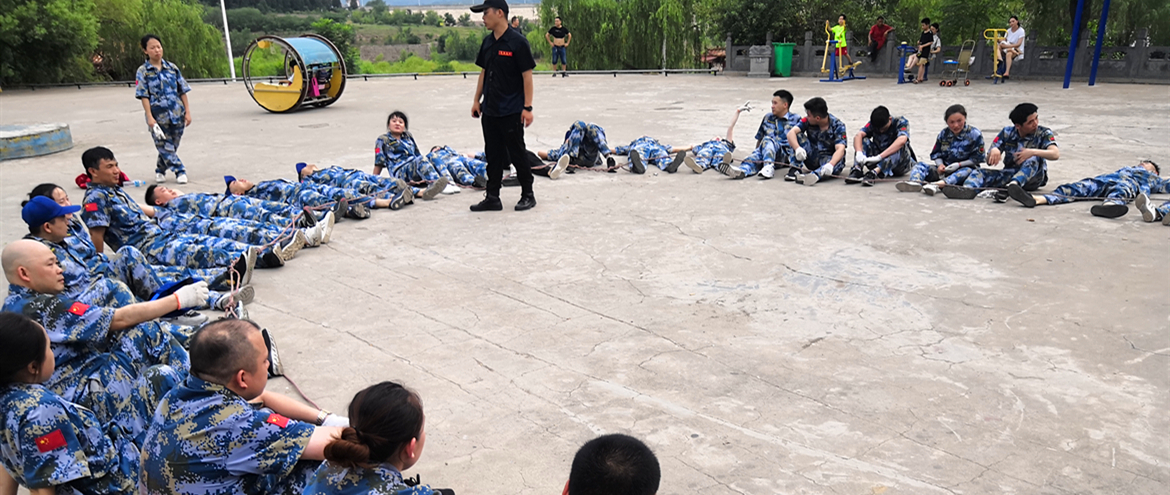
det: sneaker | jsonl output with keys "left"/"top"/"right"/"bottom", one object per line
{"left": 225, "top": 299, "right": 249, "bottom": 320}
{"left": 896, "top": 181, "right": 922, "bottom": 193}
{"left": 922, "top": 184, "right": 940, "bottom": 196}
{"left": 718, "top": 160, "right": 745, "bottom": 179}
{"left": 664, "top": 150, "right": 687, "bottom": 173}
{"left": 213, "top": 285, "right": 255, "bottom": 310}
{"left": 562, "top": 72, "right": 568, "bottom": 77}
{"left": 1090, "top": 202, "right": 1128, "bottom": 218}
{"left": 844, "top": 169, "right": 864, "bottom": 184}
{"left": 276, "top": 231, "right": 307, "bottom": 262}
{"left": 993, "top": 190, "right": 1010, "bottom": 203}
{"left": 1006, "top": 183, "right": 1036, "bottom": 207}
{"left": 176, "top": 173, "right": 188, "bottom": 185}
{"left": 422, "top": 176, "right": 448, "bottom": 200}
{"left": 515, "top": 193, "right": 537, "bottom": 211}
{"left": 550, "top": 155, "right": 570, "bottom": 179}
{"left": 552, "top": 73, "right": 558, "bottom": 77}
{"left": 784, "top": 168, "right": 799, "bottom": 181}
{"left": 628, "top": 150, "right": 646, "bottom": 174}
{"left": 441, "top": 182, "right": 461, "bottom": 195}
{"left": 1135, "top": 193, "right": 1157, "bottom": 222}
{"left": 228, "top": 247, "right": 258, "bottom": 286}
{"left": 319, "top": 211, "right": 335, "bottom": 244}
{"left": 296, "top": 207, "right": 318, "bottom": 228}
{"left": 502, "top": 176, "right": 521, "bottom": 187}
{"left": 606, "top": 156, "right": 617, "bottom": 170}
{"left": 164, "top": 309, "right": 207, "bottom": 327}
{"left": 261, "top": 327, "right": 284, "bottom": 377}
{"left": 800, "top": 172, "right": 819, "bottom": 186}
{"left": 155, "top": 172, "right": 166, "bottom": 183}
{"left": 388, "top": 191, "right": 411, "bottom": 211}
{"left": 260, "top": 248, "right": 285, "bottom": 267}
{"left": 473, "top": 174, "right": 488, "bottom": 188}
{"left": 469, "top": 194, "right": 503, "bottom": 212}
{"left": 348, "top": 201, "right": 371, "bottom": 219}
{"left": 861, "top": 171, "right": 876, "bottom": 187}
{"left": 759, "top": 164, "right": 775, "bottom": 179}
{"left": 941, "top": 185, "right": 979, "bottom": 200}
{"left": 301, "top": 225, "right": 321, "bottom": 247}
{"left": 684, "top": 155, "right": 703, "bottom": 174}
{"left": 333, "top": 198, "right": 348, "bottom": 217}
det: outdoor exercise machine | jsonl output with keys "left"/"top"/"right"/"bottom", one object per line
{"left": 820, "top": 21, "right": 864, "bottom": 83}
{"left": 983, "top": 28, "right": 1008, "bottom": 84}
{"left": 242, "top": 34, "right": 348, "bottom": 113}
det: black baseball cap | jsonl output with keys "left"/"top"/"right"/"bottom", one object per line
{"left": 470, "top": 0, "right": 508, "bottom": 14}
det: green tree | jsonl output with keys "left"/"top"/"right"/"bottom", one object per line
{"left": 423, "top": 10, "right": 442, "bottom": 27}
{"left": 312, "top": 17, "right": 360, "bottom": 72}
{"left": 93, "top": 0, "right": 229, "bottom": 80}
{"left": 443, "top": 13, "right": 456, "bottom": 26}
{"left": 0, "top": 0, "right": 100, "bottom": 84}
{"left": 538, "top": 0, "right": 703, "bottom": 70}
{"left": 458, "top": 13, "right": 472, "bottom": 26}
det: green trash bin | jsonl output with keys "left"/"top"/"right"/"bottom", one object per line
{"left": 773, "top": 42, "right": 795, "bottom": 77}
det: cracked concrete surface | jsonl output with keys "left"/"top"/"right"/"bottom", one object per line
{"left": 1, "top": 74, "right": 1167, "bottom": 494}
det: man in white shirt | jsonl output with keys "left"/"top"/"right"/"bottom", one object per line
{"left": 1001, "top": 16, "right": 1025, "bottom": 78}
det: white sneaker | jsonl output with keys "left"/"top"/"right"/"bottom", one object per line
{"left": 155, "top": 172, "right": 166, "bottom": 183}
{"left": 922, "top": 184, "right": 940, "bottom": 196}
{"left": 302, "top": 225, "right": 322, "bottom": 247}
{"left": 801, "top": 173, "right": 819, "bottom": 186}
{"left": 319, "top": 211, "right": 335, "bottom": 244}
{"left": 759, "top": 164, "right": 775, "bottom": 179}
{"left": 176, "top": 173, "right": 188, "bottom": 184}
{"left": 277, "top": 231, "right": 307, "bottom": 262}
{"left": 684, "top": 155, "right": 702, "bottom": 173}
{"left": 441, "top": 182, "right": 461, "bottom": 194}
{"left": 1135, "top": 193, "right": 1156, "bottom": 222}
{"left": 896, "top": 181, "right": 922, "bottom": 193}
{"left": 550, "top": 155, "right": 570, "bottom": 180}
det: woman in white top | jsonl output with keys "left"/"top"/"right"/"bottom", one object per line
{"left": 1001, "top": 16, "right": 1026, "bottom": 78}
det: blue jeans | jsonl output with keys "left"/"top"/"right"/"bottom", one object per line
{"left": 552, "top": 46, "right": 567, "bottom": 65}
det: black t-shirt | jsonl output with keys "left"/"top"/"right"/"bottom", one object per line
{"left": 548, "top": 26, "right": 569, "bottom": 40}
{"left": 475, "top": 28, "right": 536, "bottom": 117}
{"left": 918, "top": 31, "right": 934, "bottom": 55}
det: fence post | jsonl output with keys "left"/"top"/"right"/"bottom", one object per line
{"left": 803, "top": 31, "right": 814, "bottom": 73}
{"left": 725, "top": 35, "right": 733, "bottom": 71}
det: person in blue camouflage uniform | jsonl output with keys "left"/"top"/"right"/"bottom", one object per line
{"left": 152, "top": 207, "right": 321, "bottom": 251}
{"left": 427, "top": 145, "right": 483, "bottom": 186}
{"left": 135, "top": 34, "right": 192, "bottom": 184}
{"left": 0, "top": 312, "right": 182, "bottom": 493}
{"left": 942, "top": 103, "right": 1060, "bottom": 200}
{"left": 786, "top": 97, "right": 848, "bottom": 186}
{"left": 373, "top": 112, "right": 454, "bottom": 191}
{"left": 1134, "top": 192, "right": 1170, "bottom": 225}
{"left": 227, "top": 176, "right": 393, "bottom": 220}
{"left": 301, "top": 162, "right": 442, "bottom": 203}
{"left": 80, "top": 147, "right": 286, "bottom": 269}
{"left": 847, "top": 106, "right": 914, "bottom": 186}
{"left": 140, "top": 319, "right": 345, "bottom": 495}
{"left": 719, "top": 91, "right": 802, "bottom": 180}
{"left": 145, "top": 185, "right": 310, "bottom": 227}
{"left": 537, "top": 120, "right": 616, "bottom": 171}
{"left": 1006, "top": 160, "right": 1165, "bottom": 218}
{"left": 614, "top": 136, "right": 689, "bottom": 174}
{"left": 897, "top": 105, "right": 986, "bottom": 195}
{"left": 305, "top": 381, "right": 436, "bottom": 495}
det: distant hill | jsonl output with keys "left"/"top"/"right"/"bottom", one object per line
{"left": 366, "top": 0, "right": 538, "bottom": 5}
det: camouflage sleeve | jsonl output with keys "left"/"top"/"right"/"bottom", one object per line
{"left": 374, "top": 136, "right": 391, "bottom": 169}
{"left": 15, "top": 394, "right": 93, "bottom": 488}
{"left": 1039, "top": 127, "right": 1058, "bottom": 149}
{"left": 929, "top": 129, "right": 947, "bottom": 163}
{"left": 22, "top": 295, "right": 115, "bottom": 346}
{"left": 175, "top": 65, "right": 191, "bottom": 95}
{"left": 613, "top": 144, "right": 630, "bottom": 155}
{"left": 833, "top": 120, "right": 848, "bottom": 147}
{"left": 135, "top": 66, "right": 150, "bottom": 100}
{"left": 223, "top": 410, "right": 314, "bottom": 477}
{"left": 991, "top": 127, "right": 1008, "bottom": 150}
{"left": 968, "top": 128, "right": 987, "bottom": 165}
{"left": 81, "top": 189, "right": 112, "bottom": 229}
{"left": 896, "top": 118, "right": 910, "bottom": 139}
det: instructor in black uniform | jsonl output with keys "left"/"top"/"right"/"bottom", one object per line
{"left": 469, "top": 0, "right": 537, "bottom": 212}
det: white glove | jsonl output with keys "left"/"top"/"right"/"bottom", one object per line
{"left": 737, "top": 101, "right": 752, "bottom": 112}
{"left": 174, "top": 281, "right": 210, "bottom": 310}
{"left": 865, "top": 155, "right": 883, "bottom": 165}
{"left": 152, "top": 123, "right": 165, "bottom": 140}
{"left": 321, "top": 414, "right": 350, "bottom": 427}
{"left": 944, "top": 162, "right": 962, "bottom": 173}
{"left": 794, "top": 147, "right": 807, "bottom": 162}
{"left": 855, "top": 151, "right": 867, "bottom": 164}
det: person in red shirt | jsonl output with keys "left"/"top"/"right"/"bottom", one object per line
{"left": 867, "top": 16, "right": 895, "bottom": 63}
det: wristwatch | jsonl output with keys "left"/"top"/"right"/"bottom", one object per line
{"left": 316, "top": 409, "right": 331, "bottom": 426}
{"left": 523, "top": 106, "right": 533, "bottom": 111}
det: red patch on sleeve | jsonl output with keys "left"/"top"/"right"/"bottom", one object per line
{"left": 266, "top": 413, "right": 289, "bottom": 428}
{"left": 84, "top": 203, "right": 98, "bottom": 212}
{"left": 35, "top": 430, "right": 67, "bottom": 453}
{"left": 67, "top": 302, "right": 89, "bottom": 316}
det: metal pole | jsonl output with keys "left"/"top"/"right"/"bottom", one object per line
{"left": 1063, "top": 0, "right": 1086, "bottom": 89}
{"left": 1089, "top": 0, "right": 1112, "bottom": 86}
{"left": 220, "top": 0, "right": 236, "bottom": 81}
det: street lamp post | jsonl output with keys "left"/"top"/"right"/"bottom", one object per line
{"left": 220, "top": 0, "right": 237, "bottom": 80}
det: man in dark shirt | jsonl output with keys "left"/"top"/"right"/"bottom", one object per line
{"left": 546, "top": 17, "right": 571, "bottom": 77}
{"left": 867, "top": 16, "right": 894, "bottom": 63}
{"left": 470, "top": 0, "right": 537, "bottom": 212}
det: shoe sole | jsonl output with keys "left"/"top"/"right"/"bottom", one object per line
{"left": 941, "top": 185, "right": 979, "bottom": 200}
{"left": 320, "top": 211, "right": 335, "bottom": 244}
{"left": 664, "top": 150, "right": 686, "bottom": 173}
{"left": 1090, "top": 203, "right": 1128, "bottom": 218}
{"left": 1135, "top": 194, "right": 1156, "bottom": 222}
{"left": 1006, "top": 183, "right": 1035, "bottom": 207}
{"left": 422, "top": 176, "right": 448, "bottom": 200}
{"left": 473, "top": 175, "right": 488, "bottom": 188}
{"left": 222, "top": 285, "right": 256, "bottom": 308}
{"left": 389, "top": 192, "right": 409, "bottom": 211}
{"left": 896, "top": 182, "right": 922, "bottom": 193}
{"left": 844, "top": 175, "right": 863, "bottom": 185}
{"left": 923, "top": 186, "right": 938, "bottom": 196}
{"left": 551, "top": 155, "right": 570, "bottom": 180}
{"left": 349, "top": 202, "right": 371, "bottom": 219}
{"left": 240, "top": 248, "right": 257, "bottom": 285}
{"left": 284, "top": 231, "right": 308, "bottom": 261}
{"left": 801, "top": 173, "right": 819, "bottom": 186}
{"left": 629, "top": 150, "right": 646, "bottom": 174}
{"left": 684, "top": 156, "right": 702, "bottom": 173}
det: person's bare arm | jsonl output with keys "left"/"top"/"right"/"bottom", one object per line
{"left": 545, "top": 32, "right": 553, "bottom": 45}
{"left": 257, "top": 390, "right": 326, "bottom": 423}
{"left": 881, "top": 136, "right": 908, "bottom": 158}
{"left": 565, "top": 33, "right": 572, "bottom": 46}
{"left": 1016, "top": 145, "right": 1059, "bottom": 162}
{"left": 180, "top": 93, "right": 191, "bottom": 126}
{"left": 301, "top": 426, "right": 344, "bottom": 461}
{"left": 520, "top": 70, "right": 534, "bottom": 127}
{"left": 726, "top": 109, "right": 742, "bottom": 143}
{"left": 471, "top": 70, "right": 485, "bottom": 118}
{"left": 89, "top": 226, "right": 106, "bottom": 254}
{"left": 110, "top": 297, "right": 185, "bottom": 331}
{"left": 141, "top": 204, "right": 156, "bottom": 217}
{"left": 830, "top": 143, "right": 846, "bottom": 166}
{"left": 786, "top": 126, "right": 801, "bottom": 151}
{"left": 140, "top": 98, "right": 157, "bottom": 127}
{"left": 30, "top": 487, "right": 56, "bottom": 495}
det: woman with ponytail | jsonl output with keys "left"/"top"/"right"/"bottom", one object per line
{"left": 304, "top": 381, "right": 440, "bottom": 494}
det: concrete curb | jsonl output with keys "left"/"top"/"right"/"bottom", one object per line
{"left": 0, "top": 123, "right": 73, "bottom": 161}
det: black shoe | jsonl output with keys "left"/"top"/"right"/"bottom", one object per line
{"left": 861, "top": 171, "right": 876, "bottom": 187}
{"left": 1006, "top": 183, "right": 1035, "bottom": 207}
{"left": 296, "top": 207, "right": 318, "bottom": 228}
{"left": 1090, "top": 202, "right": 1128, "bottom": 218}
{"left": 941, "top": 184, "right": 979, "bottom": 200}
{"left": 260, "top": 249, "right": 285, "bottom": 268}
{"left": 664, "top": 150, "right": 687, "bottom": 173}
{"left": 473, "top": 175, "right": 488, "bottom": 188}
{"left": 993, "top": 190, "right": 1010, "bottom": 203}
{"left": 629, "top": 150, "right": 646, "bottom": 174}
{"left": 562, "top": 72, "right": 568, "bottom": 77}
{"left": 470, "top": 194, "right": 503, "bottom": 212}
{"left": 347, "top": 202, "right": 371, "bottom": 219}
{"left": 844, "top": 169, "right": 865, "bottom": 184}
{"left": 502, "top": 176, "right": 520, "bottom": 187}
{"left": 784, "top": 168, "right": 799, "bottom": 181}
{"left": 515, "top": 194, "right": 537, "bottom": 211}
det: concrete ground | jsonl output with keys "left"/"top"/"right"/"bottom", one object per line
{"left": 1, "top": 73, "right": 1168, "bottom": 494}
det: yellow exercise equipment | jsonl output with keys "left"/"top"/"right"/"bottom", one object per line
{"left": 983, "top": 28, "right": 1008, "bottom": 83}
{"left": 243, "top": 34, "right": 348, "bottom": 113}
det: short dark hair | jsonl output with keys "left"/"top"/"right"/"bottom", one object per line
{"left": 1142, "top": 160, "right": 1160, "bottom": 175}
{"left": 931, "top": 22, "right": 939, "bottom": 31}
{"left": 324, "top": 381, "right": 426, "bottom": 469}
{"left": 944, "top": 104, "right": 967, "bottom": 121}
{"left": 144, "top": 184, "right": 160, "bottom": 206}
{"left": 839, "top": 14, "right": 846, "bottom": 20}
{"left": 772, "top": 89, "right": 793, "bottom": 106}
{"left": 921, "top": 17, "right": 931, "bottom": 25}
{"left": 803, "top": 97, "right": 828, "bottom": 118}
{"left": 568, "top": 434, "right": 660, "bottom": 495}
{"left": 188, "top": 319, "right": 263, "bottom": 385}
{"left": 140, "top": 34, "right": 161, "bottom": 50}
{"left": 1010, "top": 15, "right": 1019, "bottom": 23}
{"left": 877, "top": 16, "right": 885, "bottom": 21}
{"left": 868, "top": 106, "right": 890, "bottom": 131}
{"left": 386, "top": 111, "right": 409, "bottom": 130}
{"left": 0, "top": 312, "right": 48, "bottom": 386}
{"left": 555, "top": 16, "right": 561, "bottom": 20}
{"left": 81, "top": 146, "right": 115, "bottom": 177}
{"left": 1009, "top": 103, "right": 1038, "bottom": 125}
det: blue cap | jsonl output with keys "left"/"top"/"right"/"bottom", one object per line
{"left": 224, "top": 175, "right": 236, "bottom": 194}
{"left": 22, "top": 196, "right": 81, "bottom": 228}
{"left": 296, "top": 162, "right": 308, "bottom": 177}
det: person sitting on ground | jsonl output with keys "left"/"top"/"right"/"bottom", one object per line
{"left": 720, "top": 90, "right": 801, "bottom": 180}
{"left": 867, "top": 16, "right": 895, "bottom": 63}
{"left": 537, "top": 120, "right": 615, "bottom": 176}
{"left": 145, "top": 184, "right": 319, "bottom": 228}
{"left": 564, "top": 434, "right": 661, "bottom": 495}
{"left": 942, "top": 103, "right": 1059, "bottom": 200}
{"left": 227, "top": 175, "right": 409, "bottom": 220}
{"left": 914, "top": 18, "right": 933, "bottom": 83}
{"left": 80, "top": 146, "right": 289, "bottom": 270}
{"left": 847, "top": 106, "right": 914, "bottom": 186}
{"left": 1000, "top": 16, "right": 1025, "bottom": 78}
{"left": 373, "top": 111, "right": 460, "bottom": 194}
{"left": 305, "top": 381, "right": 446, "bottom": 494}
{"left": 301, "top": 162, "right": 445, "bottom": 203}
{"left": 140, "top": 318, "right": 347, "bottom": 495}
{"left": 786, "top": 97, "right": 847, "bottom": 186}
{"left": 0, "top": 312, "right": 182, "bottom": 495}
{"left": 897, "top": 104, "right": 986, "bottom": 195}
{"left": 687, "top": 107, "right": 742, "bottom": 174}
{"left": 1134, "top": 193, "right": 1170, "bottom": 225}
{"left": 615, "top": 137, "right": 690, "bottom": 175}
{"left": 1005, "top": 160, "right": 1165, "bottom": 218}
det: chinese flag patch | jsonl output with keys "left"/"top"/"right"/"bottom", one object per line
{"left": 266, "top": 413, "right": 289, "bottom": 428}
{"left": 84, "top": 203, "right": 98, "bottom": 212}
{"left": 35, "top": 430, "right": 67, "bottom": 453}
{"left": 67, "top": 302, "right": 89, "bottom": 316}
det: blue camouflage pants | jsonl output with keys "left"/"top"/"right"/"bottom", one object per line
{"left": 740, "top": 137, "right": 791, "bottom": 175}
{"left": 1158, "top": 201, "right": 1170, "bottom": 218}
{"left": 427, "top": 148, "right": 478, "bottom": 185}
{"left": 852, "top": 141, "right": 913, "bottom": 177}
{"left": 106, "top": 246, "right": 226, "bottom": 304}
{"left": 216, "top": 199, "right": 296, "bottom": 226}
{"left": 388, "top": 156, "right": 445, "bottom": 184}
{"left": 546, "top": 121, "right": 613, "bottom": 162}
{"left": 616, "top": 139, "right": 673, "bottom": 169}
{"left": 138, "top": 233, "right": 253, "bottom": 269}
{"left": 691, "top": 140, "right": 733, "bottom": 170}
{"left": 962, "top": 157, "right": 1047, "bottom": 190}
{"left": 152, "top": 122, "right": 186, "bottom": 175}
{"left": 795, "top": 143, "right": 844, "bottom": 179}
{"left": 73, "top": 278, "right": 192, "bottom": 374}
{"left": 158, "top": 214, "right": 289, "bottom": 247}
{"left": 1041, "top": 177, "right": 1136, "bottom": 205}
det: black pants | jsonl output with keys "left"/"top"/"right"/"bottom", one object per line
{"left": 868, "top": 41, "right": 881, "bottom": 62}
{"left": 481, "top": 113, "right": 534, "bottom": 196}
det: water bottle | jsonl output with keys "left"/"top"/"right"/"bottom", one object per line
{"left": 130, "top": 180, "right": 146, "bottom": 187}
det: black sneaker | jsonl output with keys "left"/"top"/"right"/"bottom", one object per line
{"left": 473, "top": 175, "right": 488, "bottom": 188}
{"left": 515, "top": 194, "right": 537, "bottom": 211}
{"left": 784, "top": 168, "right": 799, "bottom": 181}
{"left": 629, "top": 150, "right": 646, "bottom": 174}
{"left": 664, "top": 150, "right": 687, "bottom": 173}
{"left": 861, "top": 171, "right": 877, "bottom": 187}
{"left": 347, "top": 202, "right": 371, "bottom": 219}
{"left": 1006, "top": 183, "right": 1036, "bottom": 207}
{"left": 260, "top": 249, "right": 285, "bottom": 268}
{"left": 1090, "top": 202, "right": 1128, "bottom": 218}
{"left": 296, "top": 207, "right": 318, "bottom": 228}
{"left": 941, "top": 185, "right": 979, "bottom": 200}
{"left": 470, "top": 194, "right": 503, "bottom": 212}
{"left": 993, "top": 190, "right": 1010, "bottom": 203}
{"left": 844, "top": 169, "right": 864, "bottom": 184}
